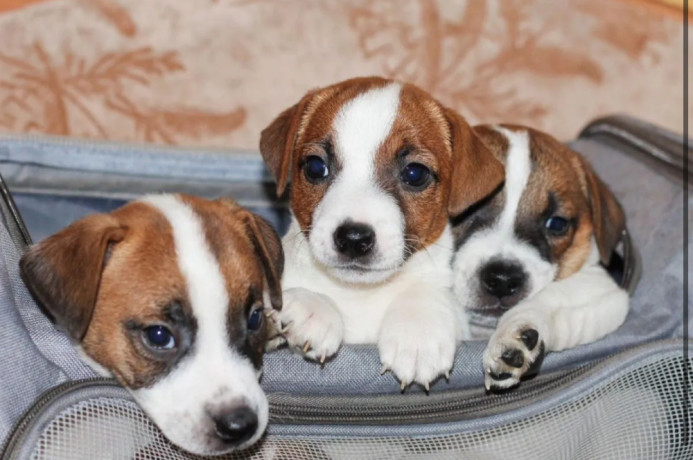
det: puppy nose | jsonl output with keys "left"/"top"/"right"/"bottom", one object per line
{"left": 213, "top": 406, "right": 258, "bottom": 445}
{"left": 480, "top": 260, "right": 527, "bottom": 302}
{"left": 333, "top": 222, "right": 375, "bottom": 258}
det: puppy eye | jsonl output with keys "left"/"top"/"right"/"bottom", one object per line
{"left": 303, "top": 156, "right": 329, "bottom": 182}
{"left": 247, "top": 307, "right": 263, "bottom": 331}
{"left": 142, "top": 325, "right": 176, "bottom": 350}
{"left": 545, "top": 216, "right": 570, "bottom": 235}
{"left": 400, "top": 163, "right": 431, "bottom": 189}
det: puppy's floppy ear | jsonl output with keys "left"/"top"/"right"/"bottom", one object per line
{"left": 243, "top": 211, "right": 284, "bottom": 311}
{"left": 19, "top": 214, "right": 126, "bottom": 341}
{"left": 444, "top": 108, "right": 505, "bottom": 216}
{"left": 580, "top": 158, "right": 625, "bottom": 265}
{"left": 259, "top": 91, "right": 317, "bottom": 197}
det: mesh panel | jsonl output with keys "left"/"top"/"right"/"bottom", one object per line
{"left": 30, "top": 355, "right": 691, "bottom": 460}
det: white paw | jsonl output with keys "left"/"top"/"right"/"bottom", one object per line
{"left": 483, "top": 315, "right": 546, "bottom": 391}
{"left": 378, "top": 303, "right": 457, "bottom": 391}
{"left": 278, "top": 287, "right": 344, "bottom": 363}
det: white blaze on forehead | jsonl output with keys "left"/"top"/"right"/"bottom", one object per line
{"left": 452, "top": 128, "right": 556, "bottom": 311}
{"left": 142, "top": 194, "right": 230, "bottom": 346}
{"left": 333, "top": 83, "right": 402, "bottom": 178}
{"left": 496, "top": 127, "right": 531, "bottom": 233}
{"left": 135, "top": 194, "right": 267, "bottom": 454}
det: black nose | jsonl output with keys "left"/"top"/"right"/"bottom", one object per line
{"left": 480, "top": 260, "right": 527, "bottom": 302}
{"left": 213, "top": 407, "right": 258, "bottom": 445}
{"left": 333, "top": 222, "right": 375, "bottom": 258}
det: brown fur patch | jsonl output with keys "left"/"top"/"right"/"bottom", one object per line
{"left": 557, "top": 220, "right": 593, "bottom": 278}
{"left": 445, "top": 112, "right": 505, "bottom": 217}
{"left": 511, "top": 127, "right": 620, "bottom": 279}
{"left": 578, "top": 154, "right": 626, "bottom": 264}
{"left": 19, "top": 214, "right": 126, "bottom": 342}
{"left": 473, "top": 125, "right": 510, "bottom": 163}
{"left": 81, "top": 201, "right": 188, "bottom": 389}
{"left": 528, "top": 129, "right": 591, "bottom": 278}
{"left": 374, "top": 82, "right": 454, "bottom": 249}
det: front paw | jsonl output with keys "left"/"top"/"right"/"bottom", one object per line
{"left": 378, "top": 309, "right": 457, "bottom": 391}
{"left": 483, "top": 319, "right": 546, "bottom": 392}
{"left": 279, "top": 287, "right": 344, "bottom": 363}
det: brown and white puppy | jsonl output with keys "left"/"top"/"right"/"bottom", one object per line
{"left": 19, "top": 194, "right": 283, "bottom": 455}
{"left": 451, "top": 125, "right": 629, "bottom": 391}
{"left": 260, "top": 77, "right": 504, "bottom": 390}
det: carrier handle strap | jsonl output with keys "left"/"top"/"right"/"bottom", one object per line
{"left": 579, "top": 114, "right": 692, "bottom": 296}
{"left": 579, "top": 115, "right": 692, "bottom": 181}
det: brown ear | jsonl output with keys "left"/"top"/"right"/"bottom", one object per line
{"left": 259, "top": 91, "right": 316, "bottom": 197}
{"left": 19, "top": 214, "right": 126, "bottom": 341}
{"left": 444, "top": 108, "right": 505, "bottom": 216}
{"left": 242, "top": 212, "right": 284, "bottom": 311}
{"left": 581, "top": 159, "right": 626, "bottom": 265}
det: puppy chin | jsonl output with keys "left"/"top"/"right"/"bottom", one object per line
{"left": 468, "top": 295, "right": 523, "bottom": 319}
{"left": 308, "top": 233, "right": 403, "bottom": 285}
{"left": 478, "top": 288, "right": 526, "bottom": 311}
{"left": 326, "top": 264, "right": 399, "bottom": 285}
{"left": 454, "top": 278, "right": 520, "bottom": 316}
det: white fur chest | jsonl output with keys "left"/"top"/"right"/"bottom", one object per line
{"left": 281, "top": 219, "right": 456, "bottom": 343}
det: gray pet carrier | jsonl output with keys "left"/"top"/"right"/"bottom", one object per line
{"left": 0, "top": 115, "right": 690, "bottom": 459}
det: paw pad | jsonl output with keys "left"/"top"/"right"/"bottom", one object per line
{"left": 488, "top": 371, "right": 513, "bottom": 381}
{"left": 520, "top": 329, "right": 539, "bottom": 350}
{"left": 483, "top": 325, "right": 545, "bottom": 392}
{"left": 500, "top": 349, "right": 524, "bottom": 368}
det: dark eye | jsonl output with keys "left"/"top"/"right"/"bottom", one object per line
{"left": 303, "top": 156, "right": 329, "bottom": 182}
{"left": 400, "top": 163, "right": 431, "bottom": 189}
{"left": 247, "top": 307, "right": 263, "bottom": 331}
{"left": 546, "top": 216, "right": 570, "bottom": 235}
{"left": 142, "top": 325, "right": 176, "bottom": 350}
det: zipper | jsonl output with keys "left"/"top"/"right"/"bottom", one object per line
{"left": 267, "top": 363, "right": 594, "bottom": 425}
{"left": 0, "top": 378, "right": 116, "bottom": 460}
{"left": 267, "top": 339, "right": 685, "bottom": 427}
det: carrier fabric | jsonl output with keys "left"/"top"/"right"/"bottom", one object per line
{"left": 0, "top": 220, "right": 94, "bottom": 441}
{"left": 0, "top": 0, "right": 687, "bottom": 149}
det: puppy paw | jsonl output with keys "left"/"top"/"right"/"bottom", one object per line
{"left": 378, "top": 306, "right": 457, "bottom": 391}
{"left": 279, "top": 287, "right": 344, "bottom": 363}
{"left": 264, "top": 308, "right": 286, "bottom": 352}
{"left": 483, "top": 319, "right": 546, "bottom": 392}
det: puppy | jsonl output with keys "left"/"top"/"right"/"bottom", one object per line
{"left": 19, "top": 194, "right": 284, "bottom": 455}
{"left": 451, "top": 125, "right": 629, "bottom": 391}
{"left": 260, "top": 77, "right": 504, "bottom": 390}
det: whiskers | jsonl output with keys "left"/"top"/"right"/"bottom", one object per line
{"left": 403, "top": 234, "right": 455, "bottom": 265}
{"left": 284, "top": 225, "right": 312, "bottom": 250}
{"left": 402, "top": 236, "right": 421, "bottom": 260}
